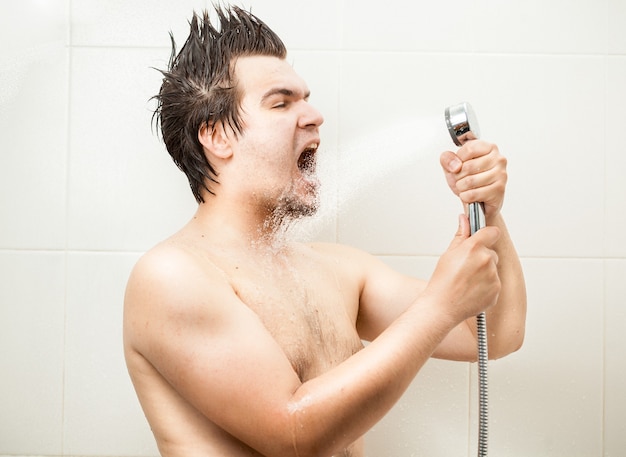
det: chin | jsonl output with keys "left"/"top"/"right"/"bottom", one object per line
{"left": 274, "top": 190, "right": 319, "bottom": 221}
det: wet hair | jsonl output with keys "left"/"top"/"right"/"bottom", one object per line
{"left": 152, "top": 5, "right": 287, "bottom": 202}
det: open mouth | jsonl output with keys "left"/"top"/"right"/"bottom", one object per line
{"left": 297, "top": 143, "right": 318, "bottom": 175}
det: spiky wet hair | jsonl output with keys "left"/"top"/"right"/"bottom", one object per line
{"left": 153, "top": 5, "right": 287, "bottom": 203}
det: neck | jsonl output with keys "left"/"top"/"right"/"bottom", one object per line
{"left": 191, "top": 196, "right": 299, "bottom": 252}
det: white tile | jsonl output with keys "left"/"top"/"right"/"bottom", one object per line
{"left": 473, "top": 55, "right": 606, "bottom": 258}
{"left": 249, "top": 0, "right": 342, "bottom": 51}
{"left": 0, "top": 2, "right": 68, "bottom": 250}
{"left": 606, "top": 57, "right": 626, "bottom": 258}
{"left": 63, "top": 252, "right": 158, "bottom": 456}
{"left": 474, "top": 0, "right": 608, "bottom": 54}
{"left": 336, "top": 52, "right": 476, "bottom": 255}
{"left": 604, "top": 260, "right": 626, "bottom": 455}
{"left": 71, "top": 0, "right": 210, "bottom": 47}
{"left": 71, "top": 0, "right": 339, "bottom": 50}
{"left": 366, "top": 359, "right": 470, "bottom": 457}
{"left": 0, "top": 0, "right": 68, "bottom": 50}
{"left": 468, "top": 258, "right": 603, "bottom": 456}
{"left": 338, "top": 53, "right": 479, "bottom": 142}
{"left": 608, "top": 0, "right": 626, "bottom": 54}
{"left": 342, "top": 0, "right": 476, "bottom": 52}
{"left": 0, "top": 251, "right": 65, "bottom": 455}
{"left": 68, "top": 47, "right": 196, "bottom": 251}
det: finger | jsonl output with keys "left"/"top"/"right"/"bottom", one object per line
{"left": 472, "top": 225, "right": 501, "bottom": 249}
{"left": 448, "top": 214, "right": 470, "bottom": 249}
{"left": 455, "top": 148, "right": 505, "bottom": 183}
{"left": 455, "top": 140, "right": 497, "bottom": 163}
{"left": 440, "top": 150, "right": 462, "bottom": 173}
{"left": 455, "top": 165, "right": 501, "bottom": 194}
{"left": 458, "top": 177, "right": 506, "bottom": 207}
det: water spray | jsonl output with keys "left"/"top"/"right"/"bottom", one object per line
{"left": 444, "top": 102, "right": 489, "bottom": 457}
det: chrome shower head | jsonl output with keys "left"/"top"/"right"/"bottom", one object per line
{"left": 444, "top": 101, "right": 486, "bottom": 235}
{"left": 445, "top": 101, "right": 480, "bottom": 146}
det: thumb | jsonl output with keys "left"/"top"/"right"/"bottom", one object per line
{"left": 440, "top": 151, "right": 462, "bottom": 196}
{"left": 440, "top": 150, "right": 463, "bottom": 173}
{"left": 448, "top": 214, "right": 470, "bottom": 249}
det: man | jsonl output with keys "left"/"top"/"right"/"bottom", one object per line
{"left": 123, "top": 6, "right": 526, "bottom": 457}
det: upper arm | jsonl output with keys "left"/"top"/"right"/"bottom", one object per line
{"left": 336, "top": 246, "right": 478, "bottom": 361}
{"left": 123, "top": 248, "right": 302, "bottom": 455}
{"left": 352, "top": 250, "right": 427, "bottom": 341}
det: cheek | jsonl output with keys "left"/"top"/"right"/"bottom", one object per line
{"left": 237, "top": 140, "right": 292, "bottom": 186}
{"left": 236, "top": 117, "right": 296, "bottom": 173}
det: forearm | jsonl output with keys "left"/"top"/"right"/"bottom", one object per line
{"left": 483, "top": 212, "right": 527, "bottom": 358}
{"left": 288, "top": 296, "right": 457, "bottom": 457}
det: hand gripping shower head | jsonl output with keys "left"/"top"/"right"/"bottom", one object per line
{"left": 444, "top": 102, "right": 485, "bottom": 235}
{"left": 444, "top": 102, "right": 489, "bottom": 457}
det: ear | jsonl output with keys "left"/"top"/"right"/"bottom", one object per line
{"left": 198, "top": 121, "right": 233, "bottom": 159}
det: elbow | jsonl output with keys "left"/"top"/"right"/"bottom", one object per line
{"left": 508, "top": 320, "right": 527, "bottom": 354}
{"left": 285, "top": 400, "right": 351, "bottom": 457}
{"left": 487, "top": 296, "right": 527, "bottom": 360}
{"left": 287, "top": 419, "right": 336, "bottom": 457}
{"left": 488, "top": 326, "right": 525, "bottom": 360}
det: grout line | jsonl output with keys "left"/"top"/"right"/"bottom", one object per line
{"left": 66, "top": 43, "right": 626, "bottom": 59}
{"left": 0, "top": 248, "right": 148, "bottom": 256}
{"left": 62, "top": 0, "right": 73, "bottom": 451}
{"left": 601, "top": 3, "right": 609, "bottom": 451}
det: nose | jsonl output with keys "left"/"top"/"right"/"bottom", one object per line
{"left": 298, "top": 101, "right": 324, "bottom": 129}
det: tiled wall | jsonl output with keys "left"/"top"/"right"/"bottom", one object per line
{"left": 1, "top": 1, "right": 624, "bottom": 456}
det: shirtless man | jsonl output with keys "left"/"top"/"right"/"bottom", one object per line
{"left": 123, "top": 6, "right": 526, "bottom": 457}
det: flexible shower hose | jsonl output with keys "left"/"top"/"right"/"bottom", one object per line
{"left": 469, "top": 201, "right": 489, "bottom": 457}
{"left": 476, "top": 311, "right": 488, "bottom": 457}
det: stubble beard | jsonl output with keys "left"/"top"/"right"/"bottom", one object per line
{"left": 262, "top": 181, "right": 320, "bottom": 236}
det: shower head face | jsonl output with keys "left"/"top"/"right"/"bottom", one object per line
{"left": 445, "top": 102, "right": 480, "bottom": 146}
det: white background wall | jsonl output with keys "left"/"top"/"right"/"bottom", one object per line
{"left": 1, "top": 0, "right": 625, "bottom": 456}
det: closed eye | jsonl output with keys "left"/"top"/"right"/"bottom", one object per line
{"left": 262, "top": 87, "right": 310, "bottom": 109}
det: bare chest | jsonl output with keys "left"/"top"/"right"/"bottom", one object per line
{"left": 225, "top": 255, "right": 363, "bottom": 382}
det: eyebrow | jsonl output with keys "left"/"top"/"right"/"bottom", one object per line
{"left": 261, "top": 87, "right": 311, "bottom": 103}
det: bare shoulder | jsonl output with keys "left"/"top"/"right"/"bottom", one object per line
{"left": 123, "top": 239, "right": 234, "bottom": 351}
{"left": 126, "top": 240, "right": 224, "bottom": 302}
{"left": 127, "top": 239, "right": 225, "bottom": 290}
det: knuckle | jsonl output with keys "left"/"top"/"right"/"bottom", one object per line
{"left": 461, "top": 189, "right": 477, "bottom": 203}
{"left": 500, "top": 169, "right": 508, "bottom": 183}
